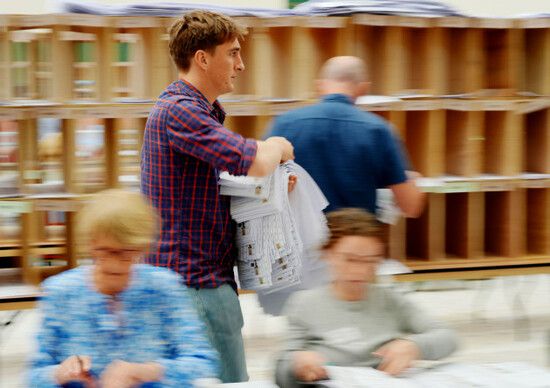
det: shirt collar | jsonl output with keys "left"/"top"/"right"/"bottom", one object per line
{"left": 321, "top": 93, "right": 355, "bottom": 105}
{"left": 177, "top": 78, "right": 226, "bottom": 122}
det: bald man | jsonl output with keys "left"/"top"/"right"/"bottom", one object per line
{"left": 269, "top": 56, "right": 424, "bottom": 216}
{"left": 259, "top": 56, "right": 425, "bottom": 315}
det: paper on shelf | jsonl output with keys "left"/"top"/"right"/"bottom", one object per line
{"left": 355, "top": 95, "right": 403, "bottom": 105}
{"left": 518, "top": 173, "right": 550, "bottom": 180}
{"left": 376, "top": 259, "right": 412, "bottom": 276}
{"left": 0, "top": 284, "right": 40, "bottom": 298}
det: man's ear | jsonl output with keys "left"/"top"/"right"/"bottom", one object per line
{"left": 314, "top": 79, "right": 324, "bottom": 96}
{"left": 194, "top": 50, "right": 209, "bottom": 71}
{"left": 355, "top": 81, "right": 371, "bottom": 98}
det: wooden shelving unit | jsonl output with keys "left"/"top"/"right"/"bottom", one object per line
{"left": 0, "top": 103, "right": 151, "bottom": 284}
{"left": 2, "top": 13, "right": 550, "bottom": 285}
{"left": 525, "top": 187, "right": 550, "bottom": 256}
{"left": 293, "top": 17, "right": 352, "bottom": 99}
{"left": 249, "top": 18, "right": 296, "bottom": 100}
{"left": 520, "top": 18, "right": 550, "bottom": 96}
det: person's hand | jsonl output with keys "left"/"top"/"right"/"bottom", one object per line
{"left": 405, "top": 170, "right": 423, "bottom": 181}
{"left": 100, "top": 360, "right": 163, "bottom": 388}
{"left": 288, "top": 174, "right": 298, "bottom": 193}
{"left": 266, "top": 136, "right": 294, "bottom": 163}
{"left": 54, "top": 355, "right": 97, "bottom": 388}
{"left": 291, "top": 351, "right": 329, "bottom": 382}
{"left": 373, "top": 339, "right": 421, "bottom": 376}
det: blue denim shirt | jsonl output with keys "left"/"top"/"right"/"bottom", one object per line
{"left": 27, "top": 264, "right": 219, "bottom": 387}
{"left": 268, "top": 94, "right": 408, "bottom": 213}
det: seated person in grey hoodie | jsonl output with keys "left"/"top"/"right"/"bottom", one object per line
{"left": 276, "top": 208, "right": 458, "bottom": 387}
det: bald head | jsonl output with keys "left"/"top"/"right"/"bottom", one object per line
{"left": 316, "top": 56, "right": 369, "bottom": 99}
{"left": 319, "top": 56, "right": 368, "bottom": 84}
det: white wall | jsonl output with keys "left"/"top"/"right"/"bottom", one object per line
{"left": 1, "top": 0, "right": 549, "bottom": 16}
{"left": 443, "top": 0, "right": 549, "bottom": 17}
{"left": 2, "top": 0, "right": 286, "bottom": 14}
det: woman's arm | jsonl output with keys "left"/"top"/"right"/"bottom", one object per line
{"left": 275, "top": 293, "right": 324, "bottom": 388}
{"left": 26, "top": 289, "right": 71, "bottom": 387}
{"left": 150, "top": 279, "right": 219, "bottom": 386}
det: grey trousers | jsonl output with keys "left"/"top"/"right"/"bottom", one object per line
{"left": 187, "top": 284, "right": 249, "bottom": 383}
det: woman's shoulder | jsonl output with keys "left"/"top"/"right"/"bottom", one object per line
{"left": 41, "top": 266, "right": 88, "bottom": 294}
{"left": 284, "top": 286, "right": 329, "bottom": 313}
{"left": 369, "top": 284, "right": 413, "bottom": 309}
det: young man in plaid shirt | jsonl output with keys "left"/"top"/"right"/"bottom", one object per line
{"left": 140, "top": 10, "right": 294, "bottom": 383}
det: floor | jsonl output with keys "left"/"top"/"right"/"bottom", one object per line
{"left": 2, "top": 275, "right": 550, "bottom": 387}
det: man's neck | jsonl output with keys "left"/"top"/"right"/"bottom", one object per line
{"left": 321, "top": 91, "right": 356, "bottom": 103}
{"left": 179, "top": 73, "right": 218, "bottom": 105}
{"left": 323, "top": 92, "right": 354, "bottom": 100}
{"left": 331, "top": 281, "right": 368, "bottom": 301}
{"left": 319, "top": 80, "right": 357, "bottom": 102}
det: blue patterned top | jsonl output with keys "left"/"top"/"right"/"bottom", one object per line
{"left": 27, "top": 264, "right": 219, "bottom": 387}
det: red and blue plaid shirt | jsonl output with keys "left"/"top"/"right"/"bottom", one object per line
{"left": 140, "top": 79, "right": 257, "bottom": 289}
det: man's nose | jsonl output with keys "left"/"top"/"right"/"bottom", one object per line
{"left": 236, "top": 56, "right": 245, "bottom": 72}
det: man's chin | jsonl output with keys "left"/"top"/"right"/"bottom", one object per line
{"left": 219, "top": 88, "right": 234, "bottom": 97}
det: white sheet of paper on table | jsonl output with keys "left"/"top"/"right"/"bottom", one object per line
{"left": 325, "top": 362, "right": 550, "bottom": 387}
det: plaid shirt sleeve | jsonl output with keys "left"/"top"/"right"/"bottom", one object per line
{"left": 166, "top": 98, "right": 257, "bottom": 176}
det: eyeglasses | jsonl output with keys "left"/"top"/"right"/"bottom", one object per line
{"left": 333, "top": 252, "right": 382, "bottom": 265}
{"left": 91, "top": 247, "right": 141, "bottom": 261}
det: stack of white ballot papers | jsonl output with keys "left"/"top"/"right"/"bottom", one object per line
{"left": 323, "top": 362, "right": 550, "bottom": 387}
{"left": 219, "top": 161, "right": 328, "bottom": 292}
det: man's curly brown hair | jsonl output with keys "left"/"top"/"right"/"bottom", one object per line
{"left": 168, "top": 10, "right": 248, "bottom": 72}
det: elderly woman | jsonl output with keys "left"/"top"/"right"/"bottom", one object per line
{"left": 276, "top": 208, "right": 458, "bottom": 387}
{"left": 27, "top": 189, "right": 218, "bottom": 388}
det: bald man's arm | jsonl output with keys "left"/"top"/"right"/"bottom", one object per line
{"left": 389, "top": 172, "right": 426, "bottom": 218}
